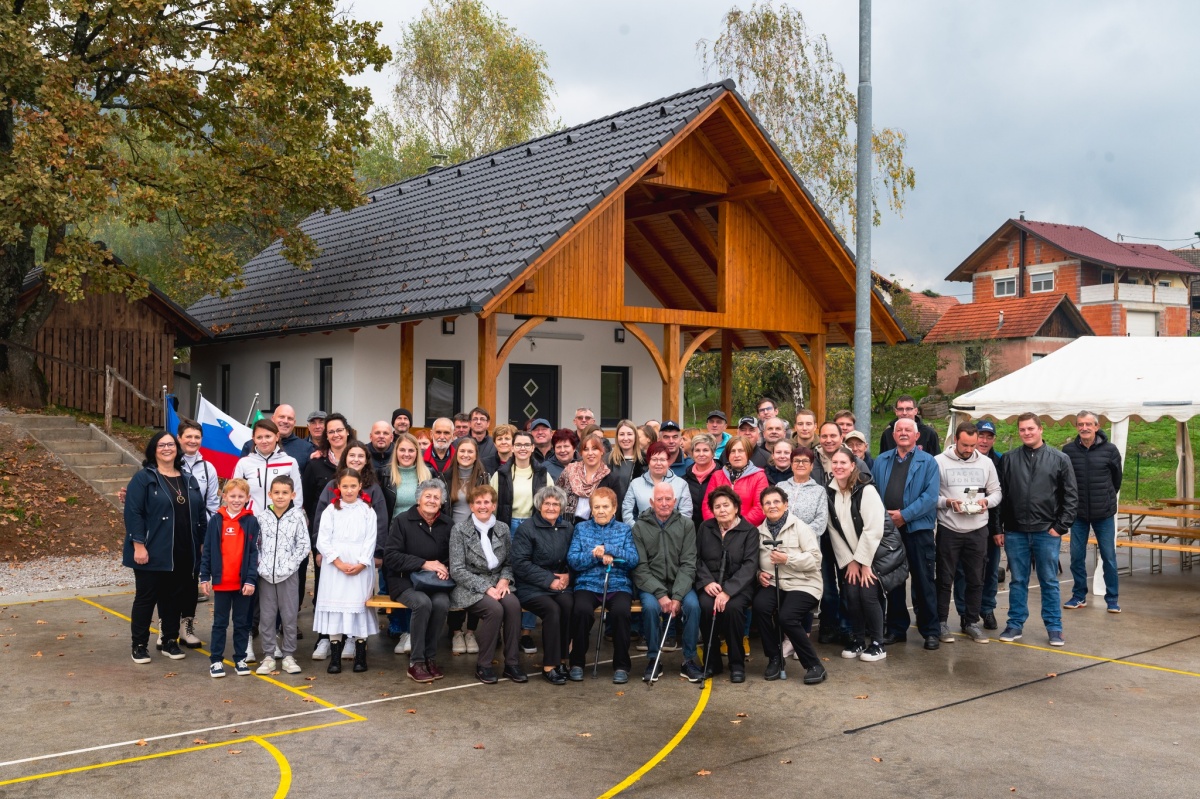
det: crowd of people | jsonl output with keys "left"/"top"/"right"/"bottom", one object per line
{"left": 125, "top": 394, "right": 1124, "bottom": 686}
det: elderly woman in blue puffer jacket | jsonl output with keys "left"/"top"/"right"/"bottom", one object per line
{"left": 567, "top": 486, "right": 639, "bottom": 684}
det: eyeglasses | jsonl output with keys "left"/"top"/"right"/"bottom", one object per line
{"left": 793, "top": 458, "right": 812, "bottom": 465}
{"left": 156, "top": 442, "right": 176, "bottom": 450}
{"left": 514, "top": 442, "right": 533, "bottom": 448}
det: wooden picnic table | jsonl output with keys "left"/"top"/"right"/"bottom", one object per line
{"left": 1158, "top": 498, "right": 1200, "bottom": 508}
{"left": 1117, "top": 505, "right": 1200, "bottom": 573}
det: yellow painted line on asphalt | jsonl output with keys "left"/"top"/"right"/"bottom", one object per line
{"left": 596, "top": 677, "right": 712, "bottom": 799}
{"left": 252, "top": 736, "right": 293, "bottom": 799}
{"left": 0, "top": 590, "right": 134, "bottom": 606}
{"left": 997, "top": 638, "right": 1200, "bottom": 678}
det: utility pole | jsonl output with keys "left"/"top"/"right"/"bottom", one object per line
{"left": 853, "top": 0, "right": 874, "bottom": 440}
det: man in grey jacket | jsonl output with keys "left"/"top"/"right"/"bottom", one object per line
{"left": 998, "top": 413, "right": 1078, "bottom": 647}
{"left": 934, "top": 422, "right": 1001, "bottom": 645}
{"left": 632, "top": 483, "right": 703, "bottom": 683}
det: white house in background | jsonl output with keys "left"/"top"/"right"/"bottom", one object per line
{"left": 185, "top": 81, "right": 906, "bottom": 430}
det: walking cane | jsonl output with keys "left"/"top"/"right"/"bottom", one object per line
{"left": 644, "top": 609, "right": 675, "bottom": 687}
{"left": 591, "top": 558, "right": 625, "bottom": 678}
{"left": 765, "top": 537, "right": 788, "bottom": 681}
{"left": 701, "top": 549, "right": 728, "bottom": 685}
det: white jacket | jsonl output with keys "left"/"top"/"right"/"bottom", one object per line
{"left": 182, "top": 452, "right": 220, "bottom": 521}
{"left": 255, "top": 504, "right": 310, "bottom": 583}
{"left": 934, "top": 446, "right": 1002, "bottom": 533}
{"left": 233, "top": 447, "right": 303, "bottom": 513}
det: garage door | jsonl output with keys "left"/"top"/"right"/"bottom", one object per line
{"left": 1127, "top": 311, "right": 1158, "bottom": 337}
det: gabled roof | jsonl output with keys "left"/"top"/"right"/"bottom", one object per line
{"left": 923, "top": 294, "right": 1093, "bottom": 344}
{"left": 902, "top": 291, "right": 959, "bottom": 334}
{"left": 1171, "top": 247, "right": 1200, "bottom": 269}
{"left": 187, "top": 83, "right": 738, "bottom": 339}
{"left": 947, "top": 219, "right": 1200, "bottom": 281}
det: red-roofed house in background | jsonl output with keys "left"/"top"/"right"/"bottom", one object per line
{"left": 929, "top": 217, "right": 1199, "bottom": 393}
{"left": 1169, "top": 247, "right": 1200, "bottom": 333}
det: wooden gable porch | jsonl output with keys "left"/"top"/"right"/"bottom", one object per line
{"left": 392, "top": 90, "right": 905, "bottom": 426}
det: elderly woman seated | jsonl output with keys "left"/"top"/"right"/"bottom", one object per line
{"left": 511, "top": 485, "right": 575, "bottom": 685}
{"left": 449, "top": 484, "right": 527, "bottom": 685}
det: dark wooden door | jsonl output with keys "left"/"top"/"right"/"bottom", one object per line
{"left": 508, "top": 364, "right": 559, "bottom": 429}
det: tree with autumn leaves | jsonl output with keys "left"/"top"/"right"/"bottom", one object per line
{"left": 0, "top": 0, "right": 390, "bottom": 405}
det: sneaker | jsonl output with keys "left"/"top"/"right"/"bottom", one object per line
{"left": 519, "top": 634, "right": 537, "bottom": 654}
{"left": 408, "top": 662, "right": 435, "bottom": 683}
{"left": 209, "top": 662, "right": 225, "bottom": 678}
{"left": 840, "top": 641, "right": 864, "bottom": 659}
{"left": 1048, "top": 631, "right": 1065, "bottom": 647}
{"left": 244, "top": 643, "right": 257, "bottom": 664}
{"left": 427, "top": 659, "right": 445, "bottom": 680}
{"left": 859, "top": 642, "right": 887, "bottom": 662}
{"left": 475, "top": 666, "right": 498, "bottom": 685}
{"left": 394, "top": 633, "right": 412, "bottom": 655}
{"left": 312, "top": 638, "right": 331, "bottom": 660}
{"left": 1107, "top": 603, "right": 1122, "bottom": 614}
{"left": 281, "top": 656, "right": 302, "bottom": 674}
{"left": 196, "top": 591, "right": 209, "bottom": 603}
{"left": 999, "top": 626, "right": 1022, "bottom": 642}
{"left": 155, "top": 632, "right": 163, "bottom": 651}
{"left": 939, "top": 622, "right": 955, "bottom": 643}
{"left": 964, "top": 623, "right": 990, "bottom": 644}
{"left": 881, "top": 631, "right": 907, "bottom": 645}
{"left": 273, "top": 646, "right": 282, "bottom": 659}
{"left": 782, "top": 638, "right": 796, "bottom": 660}
{"left": 568, "top": 666, "right": 585, "bottom": 682}
{"left": 635, "top": 641, "right": 648, "bottom": 652}
{"left": 803, "top": 664, "right": 828, "bottom": 684}
{"left": 982, "top": 611, "right": 998, "bottom": 631}
{"left": 643, "top": 661, "right": 664, "bottom": 683}
{"left": 1063, "top": 597, "right": 1087, "bottom": 609}
{"left": 342, "top": 639, "right": 355, "bottom": 659}
{"left": 131, "top": 644, "right": 151, "bottom": 664}
{"left": 662, "top": 636, "right": 679, "bottom": 652}
{"left": 681, "top": 660, "right": 705, "bottom": 683}
{"left": 234, "top": 660, "right": 252, "bottom": 676}
{"left": 464, "top": 631, "right": 479, "bottom": 654}
{"left": 613, "top": 669, "right": 629, "bottom": 685}
{"left": 502, "top": 664, "right": 529, "bottom": 683}
{"left": 256, "top": 657, "right": 277, "bottom": 675}
{"left": 162, "top": 638, "right": 187, "bottom": 660}
{"left": 542, "top": 667, "right": 566, "bottom": 685}
{"left": 180, "top": 617, "right": 202, "bottom": 648}
{"left": 452, "top": 631, "right": 466, "bottom": 654}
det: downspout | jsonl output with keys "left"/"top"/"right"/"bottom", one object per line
{"left": 1017, "top": 221, "right": 1027, "bottom": 298}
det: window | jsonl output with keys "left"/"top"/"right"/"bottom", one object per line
{"left": 1030, "top": 271, "right": 1054, "bottom": 293}
{"left": 268, "top": 361, "right": 281, "bottom": 409}
{"left": 425, "top": 360, "right": 462, "bottom": 425}
{"left": 317, "top": 358, "right": 333, "bottom": 413}
{"left": 993, "top": 277, "right": 1016, "bottom": 297}
{"left": 964, "top": 345, "right": 984, "bottom": 374}
{"left": 1031, "top": 353, "right": 1047, "bottom": 363}
{"left": 599, "top": 366, "right": 630, "bottom": 427}
{"left": 1100, "top": 270, "right": 1115, "bottom": 285}
{"left": 1159, "top": 280, "right": 1172, "bottom": 288}
{"left": 220, "top": 364, "right": 231, "bottom": 412}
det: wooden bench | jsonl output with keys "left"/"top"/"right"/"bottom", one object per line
{"left": 1064, "top": 534, "right": 1200, "bottom": 575}
{"left": 367, "top": 594, "right": 643, "bottom": 613}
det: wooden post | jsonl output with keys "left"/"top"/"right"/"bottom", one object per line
{"left": 720, "top": 335, "right": 733, "bottom": 418}
{"left": 104, "top": 366, "right": 114, "bottom": 435}
{"left": 811, "top": 333, "right": 827, "bottom": 425}
{"left": 400, "top": 321, "right": 416, "bottom": 415}
{"left": 477, "top": 314, "right": 498, "bottom": 418}
{"left": 661, "top": 323, "right": 681, "bottom": 422}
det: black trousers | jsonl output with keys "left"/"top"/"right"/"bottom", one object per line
{"left": 753, "top": 587, "right": 820, "bottom": 669}
{"left": 937, "top": 527, "right": 988, "bottom": 624}
{"left": 131, "top": 566, "right": 189, "bottom": 647}
{"left": 840, "top": 566, "right": 884, "bottom": 645}
{"left": 570, "top": 590, "right": 632, "bottom": 671}
{"left": 523, "top": 592, "right": 573, "bottom": 667}
{"left": 698, "top": 589, "right": 752, "bottom": 667}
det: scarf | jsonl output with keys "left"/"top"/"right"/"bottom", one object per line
{"left": 473, "top": 514, "right": 499, "bottom": 570}
{"left": 766, "top": 515, "right": 787, "bottom": 541}
{"left": 690, "top": 461, "right": 716, "bottom": 481}
{"left": 564, "top": 460, "right": 610, "bottom": 500}
{"left": 726, "top": 464, "right": 748, "bottom": 483}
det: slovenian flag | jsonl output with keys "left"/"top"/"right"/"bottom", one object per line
{"left": 184, "top": 396, "right": 253, "bottom": 478}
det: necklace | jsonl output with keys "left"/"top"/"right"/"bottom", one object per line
{"left": 165, "top": 474, "right": 187, "bottom": 505}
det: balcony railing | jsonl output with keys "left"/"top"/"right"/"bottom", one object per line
{"left": 1078, "top": 283, "right": 1188, "bottom": 306}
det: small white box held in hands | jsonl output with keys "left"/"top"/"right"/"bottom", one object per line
{"left": 962, "top": 487, "right": 984, "bottom": 515}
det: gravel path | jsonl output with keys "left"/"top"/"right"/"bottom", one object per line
{"left": 0, "top": 555, "right": 129, "bottom": 596}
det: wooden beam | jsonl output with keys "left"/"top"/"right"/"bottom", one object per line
{"left": 836, "top": 322, "right": 856, "bottom": 346}
{"left": 720, "top": 336, "right": 733, "bottom": 419}
{"left": 625, "top": 180, "right": 778, "bottom": 221}
{"left": 679, "top": 327, "right": 719, "bottom": 372}
{"left": 692, "top": 128, "right": 739, "bottom": 184}
{"left": 721, "top": 179, "right": 777, "bottom": 202}
{"left": 637, "top": 162, "right": 667, "bottom": 180}
{"left": 624, "top": 246, "right": 703, "bottom": 313}
{"left": 762, "top": 331, "right": 783, "bottom": 350}
{"left": 662, "top": 322, "right": 682, "bottom": 423}
{"left": 476, "top": 314, "right": 497, "bottom": 418}
{"left": 822, "top": 310, "right": 857, "bottom": 324}
{"left": 399, "top": 321, "right": 418, "bottom": 414}
{"left": 622, "top": 322, "right": 668, "bottom": 382}
{"left": 668, "top": 210, "right": 718, "bottom": 272}
{"left": 630, "top": 221, "right": 716, "bottom": 312}
{"left": 811, "top": 333, "right": 827, "bottom": 425}
{"left": 496, "top": 315, "right": 547, "bottom": 366}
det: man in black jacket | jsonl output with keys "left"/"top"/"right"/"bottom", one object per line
{"left": 1062, "top": 411, "right": 1123, "bottom": 613}
{"left": 998, "top": 413, "right": 1078, "bottom": 647}
{"left": 879, "top": 395, "right": 940, "bottom": 455}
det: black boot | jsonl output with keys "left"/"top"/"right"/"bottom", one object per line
{"left": 352, "top": 638, "right": 368, "bottom": 673}
{"left": 327, "top": 637, "right": 345, "bottom": 674}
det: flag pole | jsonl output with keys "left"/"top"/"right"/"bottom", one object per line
{"left": 194, "top": 384, "right": 202, "bottom": 419}
{"left": 245, "top": 393, "right": 260, "bottom": 427}
{"left": 162, "top": 385, "right": 168, "bottom": 430}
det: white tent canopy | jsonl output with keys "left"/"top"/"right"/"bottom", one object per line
{"left": 949, "top": 336, "right": 1199, "bottom": 501}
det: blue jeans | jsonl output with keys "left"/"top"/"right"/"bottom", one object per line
{"left": 819, "top": 534, "right": 852, "bottom": 635}
{"left": 885, "top": 528, "right": 938, "bottom": 639}
{"left": 639, "top": 590, "right": 700, "bottom": 662}
{"left": 1070, "top": 516, "right": 1118, "bottom": 604}
{"left": 1005, "top": 531, "right": 1063, "bottom": 632}
{"left": 379, "top": 570, "right": 410, "bottom": 634}
{"left": 210, "top": 590, "right": 253, "bottom": 664}
{"left": 955, "top": 533, "right": 1002, "bottom": 616}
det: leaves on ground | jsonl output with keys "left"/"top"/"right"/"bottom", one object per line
{"left": 854, "top": 694, "right": 869, "bottom": 699}
{"left": 780, "top": 759, "right": 792, "bottom": 764}
{"left": 1047, "top": 673, "right": 1057, "bottom": 678}
{"left": 406, "top": 709, "right": 417, "bottom": 714}
{"left": 696, "top": 769, "right": 712, "bottom": 777}
{"left": 228, "top": 749, "right": 243, "bottom": 755}
{"left": 163, "top": 672, "right": 177, "bottom": 678}
{"left": 577, "top": 732, "right": 592, "bottom": 738}
{"left": 135, "top": 740, "right": 147, "bottom": 747}
{"left": 872, "top": 757, "right": 882, "bottom": 763}
{"left": 473, "top": 743, "right": 485, "bottom": 750}
{"left": 736, "top": 712, "right": 748, "bottom": 717}
{"left": 193, "top": 738, "right": 207, "bottom": 745}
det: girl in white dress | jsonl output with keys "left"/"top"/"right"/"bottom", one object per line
{"left": 314, "top": 468, "right": 379, "bottom": 673}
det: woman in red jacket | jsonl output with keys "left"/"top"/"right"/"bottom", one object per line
{"left": 703, "top": 436, "right": 768, "bottom": 527}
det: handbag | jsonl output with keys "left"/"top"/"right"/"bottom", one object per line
{"left": 872, "top": 518, "right": 910, "bottom": 593}
{"left": 410, "top": 569, "right": 455, "bottom": 592}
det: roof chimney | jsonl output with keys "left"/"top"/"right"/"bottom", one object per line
{"left": 998, "top": 310, "right": 1005, "bottom": 329}
{"left": 1018, "top": 211, "right": 1025, "bottom": 221}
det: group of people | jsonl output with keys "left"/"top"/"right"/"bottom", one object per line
{"left": 123, "top": 394, "right": 1121, "bottom": 686}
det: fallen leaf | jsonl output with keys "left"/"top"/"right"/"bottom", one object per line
{"left": 193, "top": 739, "right": 208, "bottom": 745}
{"left": 223, "top": 699, "right": 232, "bottom": 704}
{"left": 696, "top": 769, "right": 712, "bottom": 777}
{"left": 854, "top": 694, "right": 869, "bottom": 700}
{"left": 31, "top": 650, "right": 42, "bottom": 657}
{"left": 163, "top": 672, "right": 177, "bottom": 678}
{"left": 36, "top": 620, "right": 46, "bottom": 625}
{"left": 228, "top": 749, "right": 243, "bottom": 755}
{"left": 62, "top": 701, "right": 70, "bottom": 706}
{"left": 473, "top": 743, "right": 485, "bottom": 750}
{"left": 1010, "top": 789, "right": 1017, "bottom": 793}
{"left": 56, "top": 634, "right": 66, "bottom": 640}
{"left": 615, "top": 690, "right": 625, "bottom": 696}
{"left": 1048, "top": 700, "right": 1054, "bottom": 704}
{"left": 731, "top": 720, "right": 742, "bottom": 725}
{"left": 577, "top": 732, "right": 592, "bottom": 738}
{"left": 780, "top": 759, "right": 792, "bottom": 765}
{"left": 872, "top": 757, "right": 882, "bottom": 763}
{"left": 1047, "top": 673, "right": 1057, "bottom": 678}
{"left": 231, "top": 729, "right": 239, "bottom": 734}
{"left": 302, "top": 698, "right": 315, "bottom": 703}
{"left": 379, "top": 692, "right": 391, "bottom": 697}
{"left": 305, "top": 676, "right": 317, "bottom": 681}
{"left": 736, "top": 712, "right": 749, "bottom": 718}
{"left": 406, "top": 709, "right": 416, "bottom": 714}
{"left": 135, "top": 740, "right": 148, "bottom": 747}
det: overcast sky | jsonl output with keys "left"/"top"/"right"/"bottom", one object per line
{"left": 344, "top": 0, "right": 1200, "bottom": 300}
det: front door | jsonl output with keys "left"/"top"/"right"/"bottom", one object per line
{"left": 508, "top": 364, "right": 559, "bottom": 429}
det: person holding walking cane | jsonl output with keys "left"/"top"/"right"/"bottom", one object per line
{"left": 754, "top": 486, "right": 826, "bottom": 684}
{"left": 696, "top": 485, "right": 759, "bottom": 684}
{"left": 567, "top": 488, "right": 639, "bottom": 684}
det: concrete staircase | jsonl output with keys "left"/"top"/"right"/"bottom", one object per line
{"left": 3, "top": 414, "right": 140, "bottom": 508}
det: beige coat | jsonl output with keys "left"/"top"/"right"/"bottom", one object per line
{"left": 757, "top": 513, "right": 822, "bottom": 600}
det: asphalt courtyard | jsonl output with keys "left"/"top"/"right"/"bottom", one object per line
{"left": 2, "top": 553, "right": 1198, "bottom": 799}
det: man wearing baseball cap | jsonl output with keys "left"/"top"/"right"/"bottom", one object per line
{"left": 843, "top": 429, "right": 874, "bottom": 469}
{"left": 529, "top": 418, "right": 554, "bottom": 464}
{"left": 658, "top": 420, "right": 691, "bottom": 477}
{"left": 705, "top": 411, "right": 731, "bottom": 461}
{"left": 954, "top": 420, "right": 1004, "bottom": 630}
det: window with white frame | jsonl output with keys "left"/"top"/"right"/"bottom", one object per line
{"left": 1030, "top": 271, "right": 1054, "bottom": 293}
{"left": 993, "top": 276, "right": 1016, "bottom": 297}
